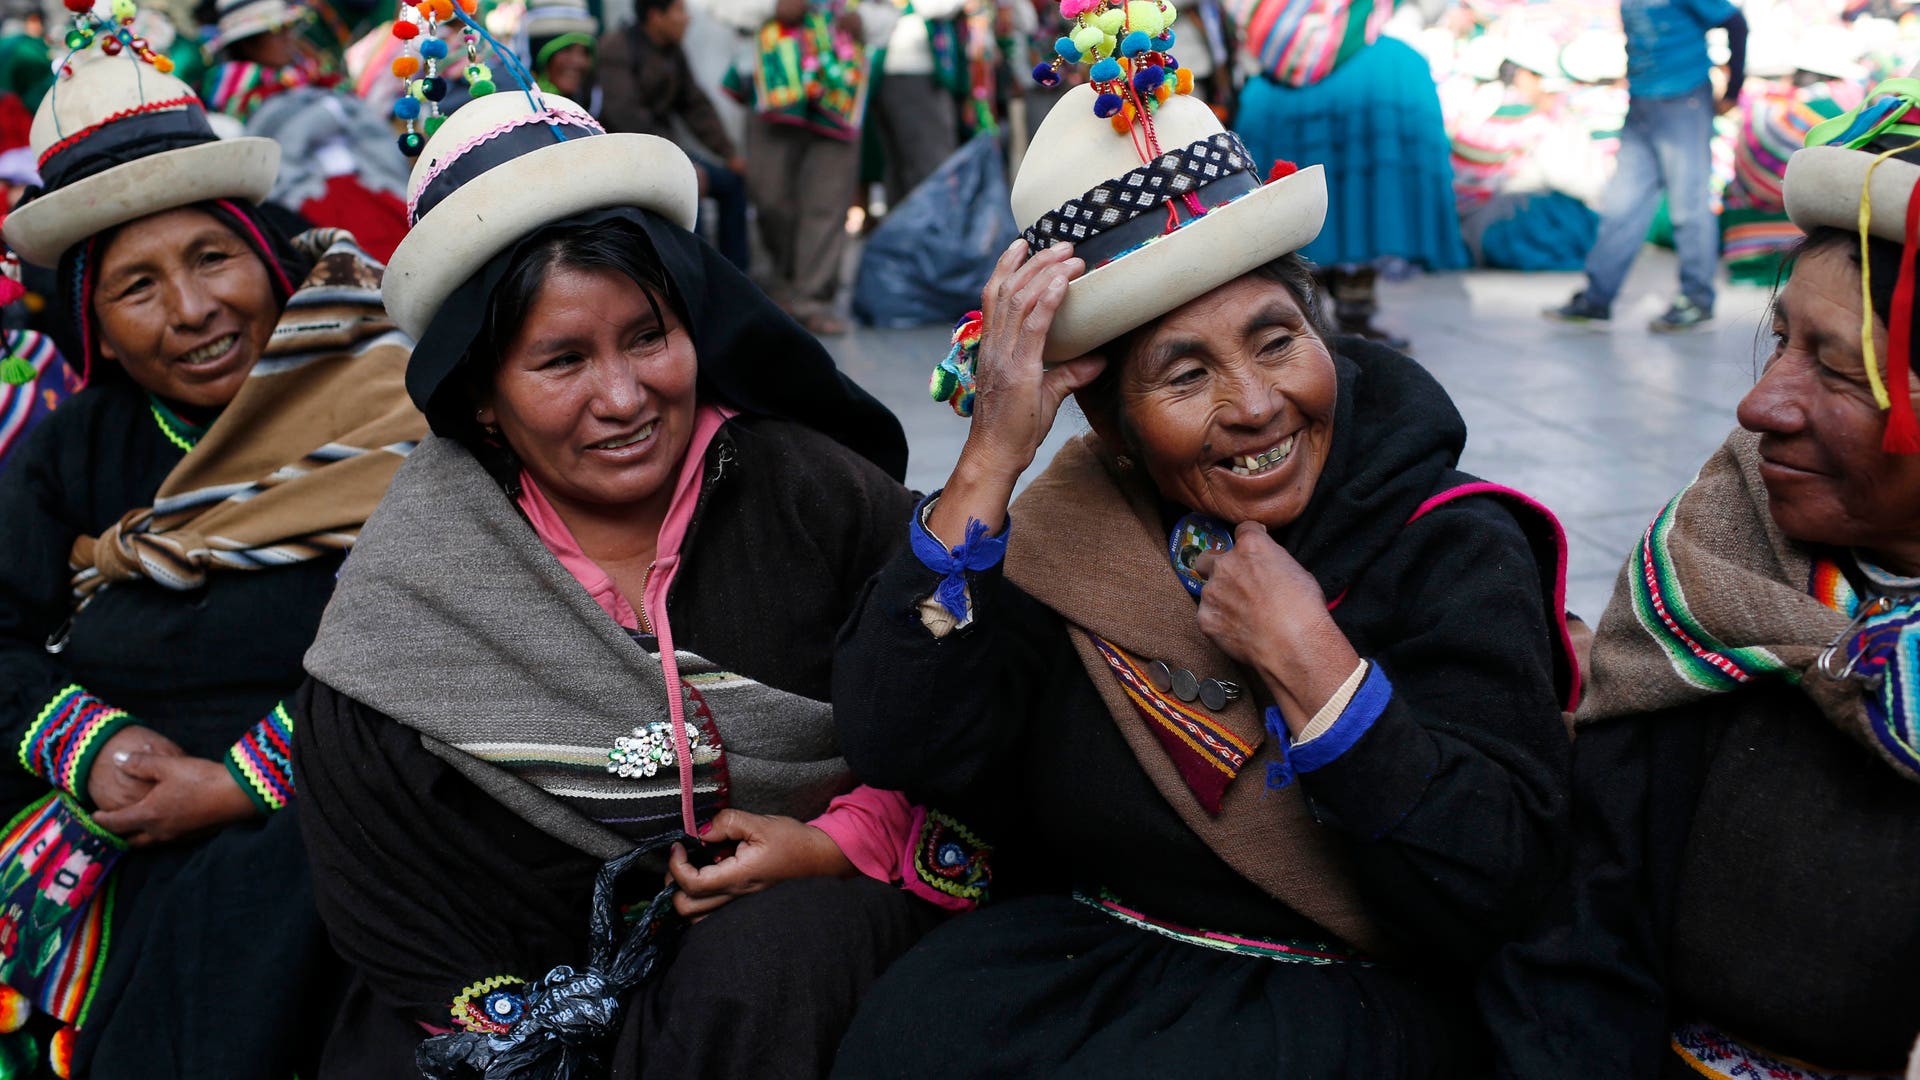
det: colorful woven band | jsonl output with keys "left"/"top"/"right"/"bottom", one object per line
{"left": 1089, "top": 634, "right": 1253, "bottom": 814}
{"left": 909, "top": 808, "right": 991, "bottom": 904}
{"left": 1670, "top": 1020, "right": 1896, "bottom": 1079}
{"left": 18, "top": 686, "right": 134, "bottom": 802}
{"left": 1022, "top": 132, "right": 1257, "bottom": 266}
{"left": 225, "top": 702, "right": 294, "bottom": 813}
{"left": 450, "top": 974, "right": 528, "bottom": 1034}
{"left": 1076, "top": 888, "right": 1365, "bottom": 965}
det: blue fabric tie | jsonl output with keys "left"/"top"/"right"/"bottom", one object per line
{"left": 909, "top": 497, "right": 1008, "bottom": 624}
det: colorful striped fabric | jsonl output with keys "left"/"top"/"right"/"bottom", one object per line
{"left": 225, "top": 702, "right": 294, "bottom": 814}
{"left": 1230, "top": 0, "right": 1393, "bottom": 88}
{"left": 1806, "top": 558, "right": 1920, "bottom": 780}
{"left": 18, "top": 687, "right": 134, "bottom": 803}
{"left": 0, "top": 792, "right": 123, "bottom": 1028}
{"left": 1451, "top": 101, "right": 1552, "bottom": 214}
{"left": 1671, "top": 1020, "right": 1897, "bottom": 1079}
{"left": 1627, "top": 492, "right": 1792, "bottom": 693}
{"left": 1077, "top": 888, "right": 1365, "bottom": 965}
{"left": 1088, "top": 635, "right": 1255, "bottom": 814}
{"left": 0, "top": 332, "right": 72, "bottom": 473}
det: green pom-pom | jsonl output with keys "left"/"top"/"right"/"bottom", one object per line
{"left": 469, "top": 78, "right": 495, "bottom": 96}
{"left": 929, "top": 365, "right": 958, "bottom": 402}
{"left": 424, "top": 115, "right": 446, "bottom": 135}
{"left": 0, "top": 355, "right": 34, "bottom": 386}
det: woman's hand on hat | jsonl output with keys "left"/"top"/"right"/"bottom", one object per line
{"left": 935, "top": 240, "right": 1103, "bottom": 541}
{"left": 90, "top": 753, "right": 259, "bottom": 846}
{"left": 1193, "top": 522, "right": 1359, "bottom": 732}
{"left": 665, "top": 809, "right": 854, "bottom": 922}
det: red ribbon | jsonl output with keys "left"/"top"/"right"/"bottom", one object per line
{"left": 1883, "top": 173, "right": 1920, "bottom": 453}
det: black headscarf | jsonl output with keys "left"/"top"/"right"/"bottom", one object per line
{"left": 405, "top": 206, "right": 908, "bottom": 481}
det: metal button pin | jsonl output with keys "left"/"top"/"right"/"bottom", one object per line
{"left": 1146, "top": 659, "right": 1173, "bottom": 693}
{"left": 1199, "top": 678, "right": 1229, "bottom": 711}
{"left": 1171, "top": 667, "right": 1200, "bottom": 703}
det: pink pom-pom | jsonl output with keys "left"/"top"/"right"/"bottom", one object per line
{"left": 1059, "top": 0, "right": 1095, "bottom": 18}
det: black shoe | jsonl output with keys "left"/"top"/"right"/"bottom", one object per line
{"left": 1649, "top": 298, "right": 1713, "bottom": 333}
{"left": 1543, "top": 293, "right": 1611, "bottom": 324}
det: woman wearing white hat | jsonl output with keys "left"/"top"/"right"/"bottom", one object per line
{"left": 1484, "top": 74, "right": 1920, "bottom": 1079}
{"left": 828, "top": 47, "right": 1577, "bottom": 1073}
{"left": 0, "top": 27, "right": 421, "bottom": 1080}
{"left": 297, "top": 82, "right": 983, "bottom": 1078}
{"left": 202, "top": 0, "right": 325, "bottom": 120}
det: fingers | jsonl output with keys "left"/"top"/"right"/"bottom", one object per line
{"left": 666, "top": 842, "right": 714, "bottom": 895}
{"left": 983, "top": 242, "right": 1077, "bottom": 332}
{"left": 115, "top": 751, "right": 169, "bottom": 783}
{"left": 671, "top": 888, "right": 733, "bottom": 920}
{"left": 1191, "top": 550, "right": 1217, "bottom": 580}
{"left": 697, "top": 808, "right": 757, "bottom": 844}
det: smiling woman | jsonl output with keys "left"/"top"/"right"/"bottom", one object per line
{"left": 0, "top": 46, "right": 421, "bottom": 1080}
{"left": 830, "top": 84, "right": 1578, "bottom": 1077}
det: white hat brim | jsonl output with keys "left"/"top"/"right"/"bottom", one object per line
{"left": 3, "top": 136, "right": 280, "bottom": 267}
{"left": 209, "top": 2, "right": 311, "bottom": 52}
{"left": 1042, "top": 164, "right": 1328, "bottom": 363}
{"left": 1784, "top": 144, "right": 1920, "bottom": 247}
{"left": 526, "top": 15, "right": 600, "bottom": 39}
{"left": 384, "top": 132, "right": 699, "bottom": 340}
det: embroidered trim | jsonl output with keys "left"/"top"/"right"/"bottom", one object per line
{"left": 225, "top": 703, "right": 294, "bottom": 813}
{"left": 18, "top": 687, "right": 134, "bottom": 801}
{"left": 1630, "top": 494, "right": 1791, "bottom": 690}
{"left": 1023, "top": 132, "right": 1254, "bottom": 252}
{"left": 38, "top": 96, "right": 202, "bottom": 167}
{"left": 406, "top": 106, "right": 605, "bottom": 223}
{"left": 1089, "top": 636, "right": 1252, "bottom": 779}
{"left": 910, "top": 809, "right": 991, "bottom": 903}
{"left": 1806, "top": 556, "right": 1920, "bottom": 779}
{"left": 450, "top": 974, "right": 529, "bottom": 1034}
{"left": 1076, "top": 888, "right": 1366, "bottom": 965}
{"left": 148, "top": 396, "right": 203, "bottom": 453}
{"left": 1670, "top": 1020, "right": 1894, "bottom": 1079}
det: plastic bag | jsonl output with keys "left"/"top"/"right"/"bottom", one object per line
{"left": 853, "top": 133, "right": 1019, "bottom": 329}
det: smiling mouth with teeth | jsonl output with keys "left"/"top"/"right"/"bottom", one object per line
{"left": 178, "top": 334, "right": 237, "bottom": 366}
{"left": 589, "top": 419, "right": 658, "bottom": 451}
{"left": 1227, "top": 434, "right": 1297, "bottom": 477}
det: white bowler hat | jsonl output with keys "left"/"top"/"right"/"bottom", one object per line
{"left": 208, "top": 0, "right": 311, "bottom": 54}
{"left": 384, "top": 90, "right": 698, "bottom": 340}
{"left": 1784, "top": 70, "right": 1920, "bottom": 246}
{"left": 1011, "top": 84, "right": 1326, "bottom": 362}
{"left": 3, "top": 49, "right": 278, "bottom": 266}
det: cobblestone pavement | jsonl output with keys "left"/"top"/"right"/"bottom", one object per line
{"left": 825, "top": 247, "right": 1769, "bottom": 622}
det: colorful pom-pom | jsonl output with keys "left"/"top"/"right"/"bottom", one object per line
{"left": 419, "top": 75, "right": 448, "bottom": 100}
{"left": 1153, "top": 82, "right": 1171, "bottom": 103}
{"left": 1058, "top": 0, "right": 1094, "bottom": 16}
{"left": 0, "top": 987, "right": 27, "bottom": 1034}
{"left": 1119, "top": 30, "right": 1149, "bottom": 56}
{"left": 429, "top": 0, "right": 454, "bottom": 18}
{"left": 1153, "top": 31, "right": 1174, "bottom": 49}
{"left": 469, "top": 78, "right": 495, "bottom": 95}
{"left": 456, "top": 0, "right": 477, "bottom": 11}
{"left": 1031, "top": 62, "right": 1060, "bottom": 87}
{"left": 1092, "top": 91, "right": 1124, "bottom": 117}
{"left": 152, "top": 54, "right": 173, "bottom": 72}
{"left": 425, "top": 115, "right": 446, "bottom": 135}
{"left": 394, "top": 95, "right": 421, "bottom": 119}
{"left": 100, "top": 34, "right": 122, "bottom": 54}
{"left": 1089, "top": 57, "right": 1121, "bottom": 83}
{"left": 63, "top": 28, "right": 88, "bottom": 48}
{"left": 48, "top": 1027, "right": 73, "bottom": 1079}
{"left": 392, "top": 54, "right": 420, "bottom": 77}
{"left": 1132, "top": 64, "right": 1164, "bottom": 93}
{"left": 421, "top": 37, "right": 448, "bottom": 58}
{"left": 1091, "top": 8, "right": 1125, "bottom": 34}
{"left": 0, "top": 356, "right": 30, "bottom": 386}
{"left": 1267, "top": 158, "right": 1297, "bottom": 181}
{"left": 398, "top": 131, "right": 425, "bottom": 156}
{"left": 1175, "top": 66, "right": 1193, "bottom": 94}
{"left": 61, "top": 0, "right": 89, "bottom": 13}
{"left": 930, "top": 310, "right": 983, "bottom": 418}
{"left": 464, "top": 62, "right": 491, "bottom": 82}
{"left": 1110, "top": 110, "right": 1132, "bottom": 133}
{"left": 109, "top": 0, "right": 135, "bottom": 18}
{"left": 392, "top": 18, "right": 418, "bottom": 38}
{"left": 1070, "top": 25, "right": 1102, "bottom": 56}
{"left": 1053, "top": 35, "right": 1079, "bottom": 61}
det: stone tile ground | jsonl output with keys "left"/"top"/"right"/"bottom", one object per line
{"left": 825, "top": 247, "right": 1769, "bottom": 622}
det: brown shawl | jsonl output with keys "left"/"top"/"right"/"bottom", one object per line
{"left": 1005, "top": 433, "right": 1387, "bottom": 955}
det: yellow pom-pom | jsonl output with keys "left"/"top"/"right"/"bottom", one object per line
{"left": 1123, "top": 0, "right": 1164, "bottom": 35}
{"left": 1175, "top": 67, "right": 1192, "bottom": 94}
{"left": 392, "top": 54, "right": 420, "bottom": 77}
{"left": 1091, "top": 7, "right": 1124, "bottom": 34}
{"left": 1109, "top": 100, "right": 1136, "bottom": 133}
{"left": 48, "top": 1027, "right": 73, "bottom": 1079}
{"left": 152, "top": 54, "right": 174, "bottom": 73}
{"left": 0, "top": 985, "right": 28, "bottom": 1033}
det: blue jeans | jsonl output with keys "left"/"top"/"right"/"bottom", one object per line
{"left": 1582, "top": 84, "right": 1718, "bottom": 312}
{"left": 694, "top": 155, "right": 751, "bottom": 273}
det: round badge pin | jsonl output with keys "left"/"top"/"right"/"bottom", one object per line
{"left": 1168, "top": 512, "right": 1234, "bottom": 598}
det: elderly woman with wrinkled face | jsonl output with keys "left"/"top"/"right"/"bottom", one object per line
{"left": 829, "top": 87, "right": 1575, "bottom": 1076}
{"left": 1484, "top": 80, "right": 1920, "bottom": 1078}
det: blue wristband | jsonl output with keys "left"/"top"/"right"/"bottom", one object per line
{"left": 908, "top": 493, "right": 1009, "bottom": 623}
{"left": 1263, "top": 663, "right": 1393, "bottom": 789}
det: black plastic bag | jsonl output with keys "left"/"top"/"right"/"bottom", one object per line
{"left": 853, "top": 133, "right": 1019, "bottom": 329}
{"left": 416, "top": 834, "right": 691, "bottom": 1080}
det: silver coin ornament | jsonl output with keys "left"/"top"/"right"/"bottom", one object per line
{"left": 1170, "top": 667, "right": 1201, "bottom": 703}
{"left": 607, "top": 720, "right": 720, "bottom": 778}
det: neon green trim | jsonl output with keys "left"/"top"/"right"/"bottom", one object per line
{"left": 535, "top": 31, "right": 595, "bottom": 70}
{"left": 146, "top": 395, "right": 205, "bottom": 453}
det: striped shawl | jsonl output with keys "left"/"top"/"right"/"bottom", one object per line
{"left": 66, "top": 230, "right": 423, "bottom": 614}
{"left": 1579, "top": 428, "right": 1920, "bottom": 783}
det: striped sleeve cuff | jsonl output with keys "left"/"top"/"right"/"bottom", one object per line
{"left": 225, "top": 702, "right": 295, "bottom": 814}
{"left": 18, "top": 685, "right": 136, "bottom": 805}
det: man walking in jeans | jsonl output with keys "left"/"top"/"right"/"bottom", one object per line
{"left": 1546, "top": 0, "right": 1746, "bottom": 332}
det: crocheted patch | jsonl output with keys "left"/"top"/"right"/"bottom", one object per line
{"left": 450, "top": 975, "right": 528, "bottom": 1034}
{"left": 1022, "top": 132, "right": 1254, "bottom": 252}
{"left": 225, "top": 703, "right": 294, "bottom": 813}
{"left": 910, "top": 810, "right": 991, "bottom": 904}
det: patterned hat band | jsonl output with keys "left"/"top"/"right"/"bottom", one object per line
{"left": 1023, "top": 131, "right": 1258, "bottom": 268}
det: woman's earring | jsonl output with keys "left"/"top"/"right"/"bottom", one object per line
{"left": 1114, "top": 454, "right": 1134, "bottom": 471}
{"left": 475, "top": 409, "right": 500, "bottom": 439}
